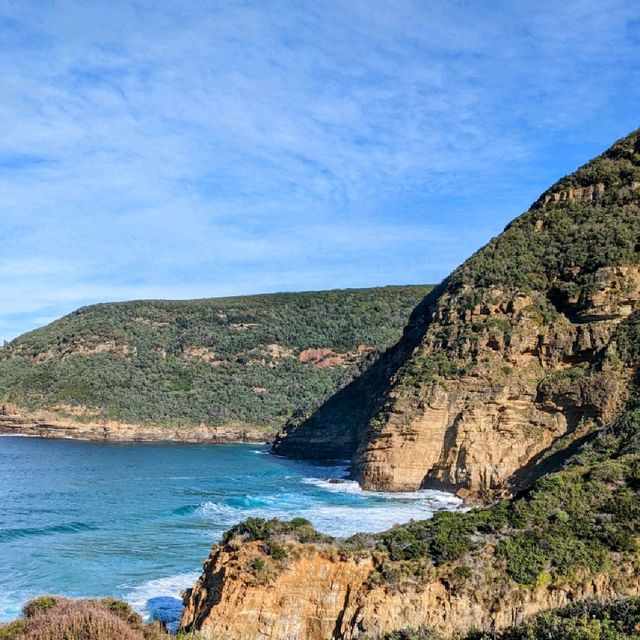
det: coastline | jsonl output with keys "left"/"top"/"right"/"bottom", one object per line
{"left": 0, "top": 414, "right": 271, "bottom": 444}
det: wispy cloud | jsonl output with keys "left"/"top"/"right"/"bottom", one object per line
{"left": 0, "top": 0, "right": 639, "bottom": 341}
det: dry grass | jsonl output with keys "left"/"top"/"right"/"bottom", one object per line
{"left": 0, "top": 596, "right": 183, "bottom": 640}
{"left": 21, "top": 600, "right": 141, "bottom": 640}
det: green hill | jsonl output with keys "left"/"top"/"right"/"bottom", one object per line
{"left": 0, "top": 286, "right": 431, "bottom": 431}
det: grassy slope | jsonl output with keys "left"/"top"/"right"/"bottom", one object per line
{"left": 0, "top": 285, "right": 431, "bottom": 430}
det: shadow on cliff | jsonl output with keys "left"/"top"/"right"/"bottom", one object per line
{"left": 271, "top": 284, "right": 446, "bottom": 461}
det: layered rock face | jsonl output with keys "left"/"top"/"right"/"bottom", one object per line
{"left": 354, "top": 268, "right": 637, "bottom": 493}
{"left": 0, "top": 409, "right": 268, "bottom": 443}
{"left": 276, "top": 128, "right": 640, "bottom": 496}
{"left": 182, "top": 537, "right": 639, "bottom": 640}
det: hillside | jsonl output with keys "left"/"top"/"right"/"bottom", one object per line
{"left": 182, "top": 129, "right": 640, "bottom": 639}
{"left": 0, "top": 286, "right": 431, "bottom": 434}
{"left": 274, "top": 128, "right": 640, "bottom": 498}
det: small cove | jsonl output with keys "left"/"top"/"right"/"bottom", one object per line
{"left": 0, "top": 436, "right": 460, "bottom": 621}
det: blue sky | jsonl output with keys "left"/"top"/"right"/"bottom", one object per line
{"left": 1, "top": 0, "right": 639, "bottom": 342}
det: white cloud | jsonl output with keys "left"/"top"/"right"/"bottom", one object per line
{"left": 0, "top": 0, "right": 638, "bottom": 341}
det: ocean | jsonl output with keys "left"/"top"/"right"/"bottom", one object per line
{"left": 0, "top": 436, "right": 460, "bottom": 622}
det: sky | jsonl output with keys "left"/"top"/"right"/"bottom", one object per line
{"left": 1, "top": 0, "right": 639, "bottom": 343}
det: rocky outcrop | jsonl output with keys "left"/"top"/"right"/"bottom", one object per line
{"left": 275, "top": 128, "right": 640, "bottom": 497}
{"left": 181, "top": 538, "right": 639, "bottom": 640}
{"left": 353, "top": 271, "right": 636, "bottom": 494}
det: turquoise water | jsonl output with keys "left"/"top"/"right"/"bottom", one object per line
{"left": 0, "top": 436, "right": 460, "bottom": 622}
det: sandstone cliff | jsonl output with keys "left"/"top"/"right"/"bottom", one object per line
{"left": 0, "top": 406, "right": 268, "bottom": 443}
{"left": 182, "top": 540, "right": 638, "bottom": 640}
{"left": 184, "top": 382, "right": 640, "bottom": 638}
{"left": 274, "top": 128, "right": 640, "bottom": 497}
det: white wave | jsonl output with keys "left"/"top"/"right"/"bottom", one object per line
{"left": 0, "top": 433, "right": 41, "bottom": 438}
{"left": 302, "top": 476, "right": 461, "bottom": 504}
{"left": 0, "top": 590, "right": 27, "bottom": 622}
{"left": 303, "top": 499, "right": 461, "bottom": 536}
{"left": 301, "top": 477, "right": 362, "bottom": 493}
{"left": 124, "top": 572, "right": 200, "bottom": 619}
{"left": 196, "top": 485, "right": 462, "bottom": 538}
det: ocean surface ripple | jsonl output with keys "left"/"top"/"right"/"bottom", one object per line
{"left": 0, "top": 437, "right": 460, "bottom": 622}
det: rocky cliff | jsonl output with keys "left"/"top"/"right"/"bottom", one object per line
{"left": 274, "top": 128, "right": 640, "bottom": 497}
{"left": 182, "top": 541, "right": 638, "bottom": 640}
{"left": 0, "top": 406, "right": 268, "bottom": 443}
{"left": 184, "top": 358, "right": 640, "bottom": 638}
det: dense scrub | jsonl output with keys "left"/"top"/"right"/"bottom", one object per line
{"left": 450, "top": 129, "right": 640, "bottom": 294}
{"left": 0, "top": 286, "right": 430, "bottom": 429}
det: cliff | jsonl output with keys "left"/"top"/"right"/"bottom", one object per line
{"left": 182, "top": 543, "right": 637, "bottom": 640}
{"left": 183, "top": 382, "right": 640, "bottom": 638}
{"left": 0, "top": 286, "right": 430, "bottom": 439}
{"left": 274, "top": 128, "right": 640, "bottom": 497}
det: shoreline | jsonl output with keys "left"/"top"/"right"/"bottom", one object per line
{"left": 0, "top": 414, "right": 271, "bottom": 445}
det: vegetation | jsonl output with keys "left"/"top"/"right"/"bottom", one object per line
{"left": 476, "top": 598, "right": 640, "bottom": 639}
{"left": 372, "top": 396, "right": 639, "bottom": 586}
{"left": 0, "top": 286, "right": 431, "bottom": 430}
{"left": 450, "top": 130, "right": 640, "bottom": 296}
{"left": 0, "top": 596, "right": 195, "bottom": 640}
{"left": 222, "top": 516, "right": 332, "bottom": 548}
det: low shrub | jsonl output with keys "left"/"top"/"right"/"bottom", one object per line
{"left": 21, "top": 596, "right": 61, "bottom": 618}
{"left": 0, "top": 621, "right": 26, "bottom": 640}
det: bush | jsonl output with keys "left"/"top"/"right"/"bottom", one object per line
{"left": 15, "top": 599, "right": 145, "bottom": 640}
{"left": 384, "top": 627, "right": 443, "bottom": 640}
{"left": 21, "top": 596, "right": 62, "bottom": 618}
{"left": 0, "top": 621, "right": 26, "bottom": 640}
{"left": 222, "top": 516, "right": 331, "bottom": 547}
{"left": 469, "top": 597, "right": 640, "bottom": 639}
{"left": 497, "top": 533, "right": 547, "bottom": 586}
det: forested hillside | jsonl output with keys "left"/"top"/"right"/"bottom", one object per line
{"left": 0, "top": 286, "right": 431, "bottom": 430}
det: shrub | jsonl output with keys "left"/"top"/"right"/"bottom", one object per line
{"left": 222, "top": 517, "right": 330, "bottom": 546}
{"left": 21, "top": 596, "right": 62, "bottom": 618}
{"left": 383, "top": 628, "right": 443, "bottom": 640}
{"left": 0, "top": 620, "right": 26, "bottom": 640}
{"left": 470, "top": 597, "right": 640, "bottom": 639}
{"left": 497, "top": 533, "right": 547, "bottom": 585}
{"left": 16, "top": 599, "right": 145, "bottom": 640}
{"left": 267, "top": 542, "right": 287, "bottom": 561}
{"left": 428, "top": 511, "right": 474, "bottom": 564}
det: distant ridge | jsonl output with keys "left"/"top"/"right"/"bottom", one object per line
{"left": 0, "top": 285, "right": 431, "bottom": 434}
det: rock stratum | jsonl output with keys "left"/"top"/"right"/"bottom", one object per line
{"left": 275, "top": 128, "right": 640, "bottom": 497}
{"left": 0, "top": 407, "right": 268, "bottom": 443}
{"left": 0, "top": 286, "right": 430, "bottom": 440}
{"left": 183, "top": 129, "right": 640, "bottom": 639}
